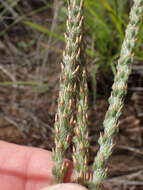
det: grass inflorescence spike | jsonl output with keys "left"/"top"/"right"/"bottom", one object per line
{"left": 91, "top": 1, "right": 143, "bottom": 189}
{"left": 53, "top": 0, "right": 85, "bottom": 182}
{"left": 72, "top": 68, "right": 89, "bottom": 184}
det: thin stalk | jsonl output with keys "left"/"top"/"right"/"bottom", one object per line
{"left": 53, "top": 0, "right": 84, "bottom": 182}
{"left": 91, "top": 1, "right": 143, "bottom": 189}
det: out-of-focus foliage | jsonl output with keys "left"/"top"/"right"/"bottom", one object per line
{"left": 1, "top": 0, "right": 143, "bottom": 74}
{"left": 84, "top": 0, "right": 143, "bottom": 73}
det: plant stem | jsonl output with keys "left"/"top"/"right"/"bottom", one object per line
{"left": 91, "top": 1, "right": 143, "bottom": 189}
{"left": 53, "top": 0, "right": 84, "bottom": 182}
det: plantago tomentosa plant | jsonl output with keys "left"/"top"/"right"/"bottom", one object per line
{"left": 91, "top": 1, "right": 143, "bottom": 189}
{"left": 53, "top": 0, "right": 86, "bottom": 182}
{"left": 53, "top": 0, "right": 143, "bottom": 189}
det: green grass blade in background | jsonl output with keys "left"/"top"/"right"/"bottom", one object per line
{"left": 23, "top": 21, "right": 64, "bottom": 41}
